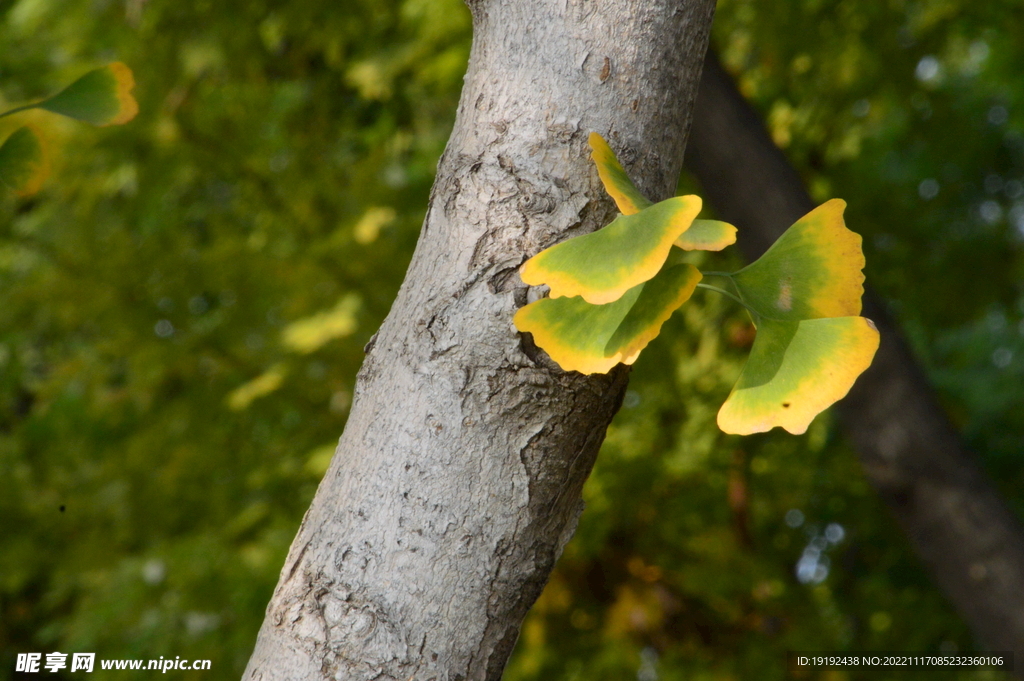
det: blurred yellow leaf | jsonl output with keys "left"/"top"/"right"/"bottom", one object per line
{"left": 0, "top": 126, "right": 49, "bottom": 195}
{"left": 603, "top": 583, "right": 664, "bottom": 639}
{"left": 347, "top": 61, "right": 392, "bottom": 100}
{"left": 353, "top": 206, "right": 396, "bottom": 244}
{"left": 227, "top": 363, "right": 288, "bottom": 411}
{"left": 281, "top": 293, "right": 361, "bottom": 353}
{"left": 304, "top": 444, "right": 336, "bottom": 477}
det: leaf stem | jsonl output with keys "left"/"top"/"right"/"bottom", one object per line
{"left": 699, "top": 270, "right": 735, "bottom": 278}
{"left": 695, "top": 283, "right": 760, "bottom": 320}
{"left": 0, "top": 104, "right": 38, "bottom": 120}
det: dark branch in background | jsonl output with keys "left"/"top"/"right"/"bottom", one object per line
{"left": 686, "top": 50, "right": 1024, "bottom": 664}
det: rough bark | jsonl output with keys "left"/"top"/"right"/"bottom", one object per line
{"left": 244, "top": 2, "right": 716, "bottom": 679}
{"left": 686, "top": 50, "right": 1024, "bottom": 663}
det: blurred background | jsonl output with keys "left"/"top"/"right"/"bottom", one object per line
{"left": 1, "top": 0, "right": 1023, "bottom": 678}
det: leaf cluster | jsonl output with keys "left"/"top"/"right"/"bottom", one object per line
{"left": 515, "top": 134, "right": 879, "bottom": 435}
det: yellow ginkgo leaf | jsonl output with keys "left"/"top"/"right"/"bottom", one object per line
{"left": 674, "top": 219, "right": 737, "bottom": 252}
{"left": 731, "top": 199, "right": 864, "bottom": 321}
{"left": 717, "top": 316, "right": 879, "bottom": 435}
{"left": 514, "top": 264, "right": 701, "bottom": 374}
{"left": 589, "top": 133, "right": 736, "bottom": 252}
{"left": 589, "top": 132, "right": 652, "bottom": 215}
{"left": 520, "top": 195, "right": 701, "bottom": 304}
{"left": 604, "top": 263, "right": 702, "bottom": 363}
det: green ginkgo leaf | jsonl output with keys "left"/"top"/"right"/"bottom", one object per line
{"left": 717, "top": 316, "right": 879, "bottom": 435}
{"left": 589, "top": 132, "right": 652, "bottom": 215}
{"left": 514, "top": 263, "right": 702, "bottom": 374}
{"left": 520, "top": 194, "right": 702, "bottom": 304}
{"left": 675, "top": 219, "right": 737, "bottom": 251}
{"left": 38, "top": 63, "right": 139, "bottom": 126}
{"left": 731, "top": 199, "right": 864, "bottom": 321}
{"left": 0, "top": 126, "right": 48, "bottom": 196}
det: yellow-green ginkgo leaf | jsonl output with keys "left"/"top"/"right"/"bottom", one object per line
{"left": 514, "top": 263, "right": 702, "bottom": 374}
{"left": 717, "top": 316, "right": 879, "bottom": 435}
{"left": 520, "top": 194, "right": 702, "bottom": 304}
{"left": 604, "top": 263, "right": 702, "bottom": 362}
{"left": 514, "top": 288, "right": 638, "bottom": 374}
{"left": 588, "top": 134, "right": 735, "bottom": 251}
{"left": 39, "top": 63, "right": 139, "bottom": 126}
{"left": 0, "top": 126, "right": 48, "bottom": 196}
{"left": 731, "top": 199, "right": 864, "bottom": 320}
{"left": 589, "top": 132, "right": 652, "bottom": 215}
{"left": 674, "top": 219, "right": 737, "bottom": 251}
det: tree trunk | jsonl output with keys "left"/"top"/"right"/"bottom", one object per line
{"left": 243, "top": 2, "right": 716, "bottom": 679}
{"left": 686, "top": 50, "right": 1024, "bottom": 663}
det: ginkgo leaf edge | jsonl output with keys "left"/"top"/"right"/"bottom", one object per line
{"left": 513, "top": 288, "right": 640, "bottom": 374}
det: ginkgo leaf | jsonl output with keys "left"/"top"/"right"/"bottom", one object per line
{"left": 0, "top": 126, "right": 48, "bottom": 196}
{"left": 514, "top": 263, "right": 702, "bottom": 374}
{"left": 520, "top": 194, "right": 701, "bottom": 304}
{"left": 589, "top": 133, "right": 736, "bottom": 251}
{"left": 717, "top": 316, "right": 880, "bottom": 435}
{"left": 515, "top": 288, "right": 638, "bottom": 374}
{"left": 674, "top": 219, "right": 737, "bottom": 252}
{"left": 604, "top": 263, "right": 702, "bottom": 362}
{"left": 38, "top": 63, "right": 139, "bottom": 126}
{"left": 589, "top": 132, "right": 652, "bottom": 215}
{"left": 731, "top": 199, "right": 864, "bottom": 320}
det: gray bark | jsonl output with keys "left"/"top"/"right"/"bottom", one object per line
{"left": 243, "top": 1, "right": 716, "bottom": 679}
{"left": 686, "top": 50, "right": 1024, "bottom": 663}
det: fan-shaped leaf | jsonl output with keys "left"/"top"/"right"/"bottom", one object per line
{"left": 515, "top": 288, "right": 639, "bottom": 375}
{"left": 717, "top": 316, "right": 879, "bottom": 435}
{"left": 520, "top": 194, "right": 701, "bottom": 304}
{"left": 0, "top": 126, "right": 48, "bottom": 196}
{"left": 39, "top": 63, "right": 138, "bottom": 126}
{"left": 514, "top": 263, "right": 702, "bottom": 374}
{"left": 589, "top": 132, "right": 651, "bottom": 215}
{"left": 731, "top": 199, "right": 864, "bottom": 320}
{"left": 675, "top": 219, "right": 737, "bottom": 252}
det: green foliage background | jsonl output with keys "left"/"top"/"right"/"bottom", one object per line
{"left": 1, "top": 0, "right": 1022, "bottom": 679}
